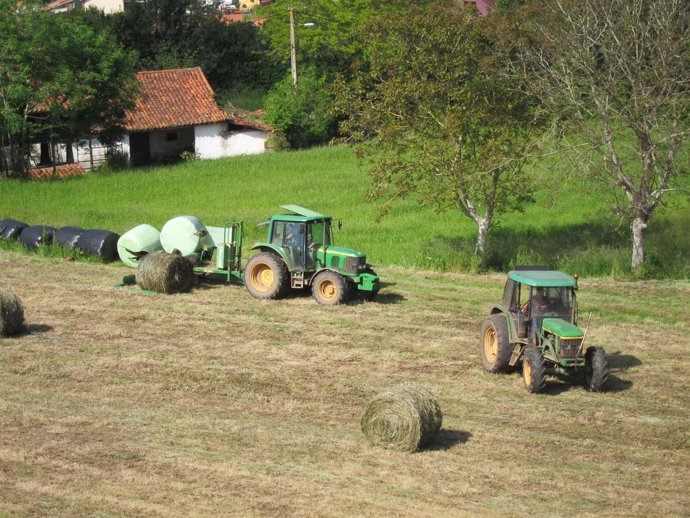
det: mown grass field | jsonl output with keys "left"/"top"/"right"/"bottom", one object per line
{"left": 2, "top": 145, "right": 689, "bottom": 277}
{"left": 1, "top": 251, "right": 689, "bottom": 516}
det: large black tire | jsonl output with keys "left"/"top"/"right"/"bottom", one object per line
{"left": 584, "top": 346, "right": 609, "bottom": 392}
{"left": 523, "top": 347, "right": 546, "bottom": 393}
{"left": 244, "top": 252, "right": 289, "bottom": 300}
{"left": 479, "top": 315, "right": 513, "bottom": 373}
{"left": 312, "top": 271, "right": 350, "bottom": 305}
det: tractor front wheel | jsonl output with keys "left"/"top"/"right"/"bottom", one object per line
{"left": 523, "top": 347, "right": 546, "bottom": 393}
{"left": 584, "top": 346, "right": 609, "bottom": 392}
{"left": 312, "top": 271, "right": 349, "bottom": 305}
{"left": 244, "top": 252, "right": 289, "bottom": 300}
{"left": 480, "top": 315, "right": 512, "bottom": 373}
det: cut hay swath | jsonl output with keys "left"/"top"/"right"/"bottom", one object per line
{"left": 0, "top": 290, "right": 25, "bottom": 337}
{"left": 136, "top": 252, "right": 194, "bottom": 294}
{"left": 361, "top": 383, "right": 443, "bottom": 452}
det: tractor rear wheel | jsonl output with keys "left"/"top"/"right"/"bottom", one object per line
{"left": 312, "top": 271, "right": 349, "bottom": 305}
{"left": 244, "top": 252, "right": 289, "bottom": 300}
{"left": 584, "top": 346, "right": 609, "bottom": 392}
{"left": 523, "top": 347, "right": 546, "bottom": 393}
{"left": 480, "top": 315, "right": 512, "bottom": 373}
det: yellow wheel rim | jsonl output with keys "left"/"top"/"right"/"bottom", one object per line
{"left": 523, "top": 359, "right": 531, "bottom": 386}
{"left": 484, "top": 327, "right": 497, "bottom": 363}
{"left": 318, "top": 279, "right": 338, "bottom": 301}
{"left": 250, "top": 263, "right": 274, "bottom": 292}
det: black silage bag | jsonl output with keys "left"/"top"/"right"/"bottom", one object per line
{"left": 77, "top": 229, "right": 120, "bottom": 262}
{"left": 19, "top": 225, "right": 55, "bottom": 249}
{"left": 0, "top": 218, "right": 29, "bottom": 240}
{"left": 55, "top": 226, "right": 84, "bottom": 249}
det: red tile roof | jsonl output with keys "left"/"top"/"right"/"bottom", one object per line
{"left": 125, "top": 68, "right": 229, "bottom": 132}
{"left": 43, "top": 0, "right": 76, "bottom": 11}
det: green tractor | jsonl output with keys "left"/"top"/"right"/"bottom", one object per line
{"left": 480, "top": 267, "right": 608, "bottom": 393}
{"left": 124, "top": 205, "right": 379, "bottom": 305}
{"left": 241, "top": 205, "right": 379, "bottom": 305}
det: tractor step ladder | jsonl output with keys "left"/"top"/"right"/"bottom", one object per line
{"left": 291, "top": 271, "right": 304, "bottom": 289}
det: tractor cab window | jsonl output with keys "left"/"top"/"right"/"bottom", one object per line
{"left": 271, "top": 221, "right": 306, "bottom": 270}
{"left": 271, "top": 221, "right": 305, "bottom": 248}
{"left": 528, "top": 286, "right": 573, "bottom": 320}
{"left": 306, "top": 221, "right": 329, "bottom": 269}
{"left": 307, "top": 221, "right": 329, "bottom": 247}
{"left": 503, "top": 279, "right": 521, "bottom": 311}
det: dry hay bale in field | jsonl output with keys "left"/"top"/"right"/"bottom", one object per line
{"left": 136, "top": 252, "right": 194, "bottom": 294}
{"left": 361, "top": 383, "right": 443, "bottom": 452}
{"left": 0, "top": 290, "right": 25, "bottom": 337}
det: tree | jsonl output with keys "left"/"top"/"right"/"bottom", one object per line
{"left": 516, "top": 0, "right": 690, "bottom": 270}
{"left": 263, "top": 69, "right": 335, "bottom": 149}
{"left": 0, "top": 2, "right": 138, "bottom": 175}
{"left": 333, "top": 1, "right": 536, "bottom": 256}
{"left": 257, "top": 0, "right": 427, "bottom": 81}
{"left": 108, "top": 0, "right": 274, "bottom": 91}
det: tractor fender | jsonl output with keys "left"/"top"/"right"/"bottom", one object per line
{"left": 311, "top": 267, "right": 354, "bottom": 283}
{"left": 249, "top": 243, "right": 294, "bottom": 271}
{"left": 489, "top": 305, "right": 520, "bottom": 344}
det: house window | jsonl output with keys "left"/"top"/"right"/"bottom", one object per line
{"left": 166, "top": 132, "right": 178, "bottom": 142}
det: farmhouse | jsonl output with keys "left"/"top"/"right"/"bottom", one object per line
{"left": 30, "top": 67, "right": 272, "bottom": 171}
{"left": 121, "top": 67, "right": 272, "bottom": 167}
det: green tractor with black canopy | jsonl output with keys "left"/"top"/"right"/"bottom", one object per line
{"left": 480, "top": 267, "right": 608, "bottom": 393}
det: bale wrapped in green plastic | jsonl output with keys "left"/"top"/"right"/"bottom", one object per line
{"left": 0, "top": 290, "right": 25, "bottom": 337}
{"left": 361, "top": 383, "right": 443, "bottom": 452}
{"left": 136, "top": 252, "right": 194, "bottom": 294}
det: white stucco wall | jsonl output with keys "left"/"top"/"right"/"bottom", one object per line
{"left": 194, "top": 123, "right": 268, "bottom": 159}
{"left": 83, "top": 0, "right": 124, "bottom": 13}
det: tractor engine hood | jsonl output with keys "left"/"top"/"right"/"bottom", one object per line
{"left": 318, "top": 246, "right": 368, "bottom": 274}
{"left": 320, "top": 245, "right": 365, "bottom": 259}
{"left": 542, "top": 318, "right": 584, "bottom": 338}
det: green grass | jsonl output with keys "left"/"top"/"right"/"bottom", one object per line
{"left": 1, "top": 145, "right": 688, "bottom": 278}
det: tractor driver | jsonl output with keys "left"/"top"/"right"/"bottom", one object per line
{"left": 522, "top": 287, "right": 551, "bottom": 337}
{"left": 284, "top": 222, "right": 305, "bottom": 268}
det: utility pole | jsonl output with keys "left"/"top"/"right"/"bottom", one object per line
{"left": 289, "top": 6, "right": 298, "bottom": 88}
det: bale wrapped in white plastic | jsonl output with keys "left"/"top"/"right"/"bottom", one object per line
{"left": 117, "top": 224, "right": 164, "bottom": 268}
{"left": 159, "top": 216, "right": 210, "bottom": 257}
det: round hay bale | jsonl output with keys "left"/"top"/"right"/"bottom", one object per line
{"left": 136, "top": 252, "right": 194, "bottom": 294}
{"left": 361, "top": 383, "right": 442, "bottom": 452}
{"left": 0, "top": 290, "right": 25, "bottom": 337}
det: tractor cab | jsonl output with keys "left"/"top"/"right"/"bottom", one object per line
{"left": 501, "top": 269, "right": 579, "bottom": 339}
{"left": 268, "top": 212, "right": 331, "bottom": 272}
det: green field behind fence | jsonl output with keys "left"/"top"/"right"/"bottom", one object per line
{"left": 1, "top": 145, "right": 689, "bottom": 278}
